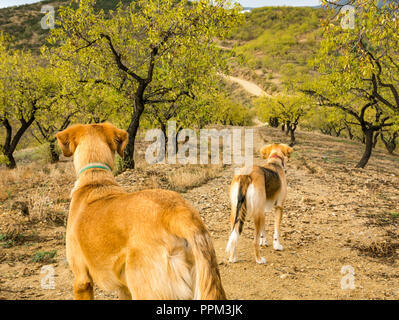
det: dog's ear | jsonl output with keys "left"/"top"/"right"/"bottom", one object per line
{"left": 280, "top": 144, "right": 294, "bottom": 158}
{"left": 260, "top": 144, "right": 273, "bottom": 159}
{"left": 102, "top": 123, "right": 129, "bottom": 158}
{"left": 114, "top": 128, "right": 129, "bottom": 158}
{"left": 56, "top": 125, "right": 83, "bottom": 157}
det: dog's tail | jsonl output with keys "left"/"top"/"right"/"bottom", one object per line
{"left": 165, "top": 206, "right": 226, "bottom": 300}
{"left": 226, "top": 175, "right": 251, "bottom": 255}
{"left": 232, "top": 175, "right": 252, "bottom": 234}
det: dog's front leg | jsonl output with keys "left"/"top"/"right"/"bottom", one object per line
{"left": 118, "top": 287, "right": 132, "bottom": 300}
{"left": 73, "top": 279, "right": 94, "bottom": 300}
{"left": 273, "top": 206, "right": 284, "bottom": 251}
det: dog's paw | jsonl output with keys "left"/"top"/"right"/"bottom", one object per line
{"left": 256, "top": 257, "right": 267, "bottom": 264}
{"left": 273, "top": 242, "right": 283, "bottom": 251}
{"left": 259, "top": 237, "right": 268, "bottom": 247}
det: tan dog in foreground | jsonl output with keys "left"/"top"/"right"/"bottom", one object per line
{"left": 56, "top": 123, "right": 225, "bottom": 300}
{"left": 226, "top": 144, "right": 293, "bottom": 264}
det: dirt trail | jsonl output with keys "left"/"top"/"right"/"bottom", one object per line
{"left": 223, "top": 75, "right": 272, "bottom": 97}
{"left": 183, "top": 127, "right": 399, "bottom": 299}
{"left": 1, "top": 126, "right": 398, "bottom": 300}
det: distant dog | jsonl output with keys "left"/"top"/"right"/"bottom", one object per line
{"left": 56, "top": 123, "right": 225, "bottom": 300}
{"left": 226, "top": 144, "right": 293, "bottom": 264}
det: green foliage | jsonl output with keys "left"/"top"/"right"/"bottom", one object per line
{"left": 0, "top": 154, "right": 10, "bottom": 165}
{"left": 311, "top": 0, "right": 399, "bottom": 119}
{"left": 0, "top": 232, "right": 24, "bottom": 248}
{"left": 31, "top": 250, "right": 57, "bottom": 263}
{"left": 255, "top": 93, "right": 311, "bottom": 126}
{"left": 302, "top": 0, "right": 399, "bottom": 167}
{"left": 230, "top": 7, "right": 325, "bottom": 87}
{"left": 232, "top": 7, "right": 321, "bottom": 41}
{"left": 44, "top": 0, "right": 243, "bottom": 167}
{"left": 0, "top": 33, "right": 73, "bottom": 167}
{"left": 208, "top": 93, "right": 254, "bottom": 127}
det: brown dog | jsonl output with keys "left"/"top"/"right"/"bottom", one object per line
{"left": 56, "top": 123, "right": 225, "bottom": 300}
{"left": 226, "top": 144, "right": 293, "bottom": 264}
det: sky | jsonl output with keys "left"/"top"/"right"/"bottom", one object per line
{"left": 0, "top": 0, "right": 40, "bottom": 8}
{"left": 0, "top": 0, "right": 322, "bottom": 9}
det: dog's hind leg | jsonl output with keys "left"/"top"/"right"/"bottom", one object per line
{"left": 226, "top": 209, "right": 240, "bottom": 263}
{"left": 226, "top": 183, "right": 242, "bottom": 263}
{"left": 226, "top": 229, "right": 239, "bottom": 263}
{"left": 273, "top": 206, "right": 284, "bottom": 251}
{"left": 259, "top": 227, "right": 268, "bottom": 247}
{"left": 253, "top": 211, "right": 266, "bottom": 264}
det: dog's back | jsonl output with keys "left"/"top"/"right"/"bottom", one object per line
{"left": 68, "top": 187, "right": 226, "bottom": 300}
{"left": 226, "top": 144, "right": 292, "bottom": 264}
{"left": 226, "top": 164, "right": 285, "bottom": 264}
{"left": 57, "top": 123, "right": 226, "bottom": 300}
{"left": 228, "top": 165, "right": 282, "bottom": 233}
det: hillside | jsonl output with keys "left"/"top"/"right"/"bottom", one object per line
{"left": 225, "top": 6, "right": 326, "bottom": 94}
{"left": 1, "top": 2, "right": 325, "bottom": 88}
{"left": 0, "top": 0, "right": 132, "bottom": 53}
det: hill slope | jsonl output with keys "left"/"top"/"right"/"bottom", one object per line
{"left": 1, "top": 2, "right": 325, "bottom": 71}
{"left": 0, "top": 0, "right": 132, "bottom": 52}
{"left": 225, "top": 6, "right": 326, "bottom": 93}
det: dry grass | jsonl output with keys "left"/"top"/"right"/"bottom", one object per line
{"left": 165, "top": 164, "right": 223, "bottom": 192}
{"left": 0, "top": 161, "right": 74, "bottom": 233}
{"left": 354, "top": 240, "right": 399, "bottom": 259}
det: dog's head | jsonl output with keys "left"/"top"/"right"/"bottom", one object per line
{"left": 260, "top": 143, "right": 293, "bottom": 167}
{"left": 56, "top": 123, "right": 128, "bottom": 170}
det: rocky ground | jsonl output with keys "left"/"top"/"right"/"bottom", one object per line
{"left": 1, "top": 126, "right": 398, "bottom": 300}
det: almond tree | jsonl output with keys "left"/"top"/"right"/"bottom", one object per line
{"left": 380, "top": 128, "right": 398, "bottom": 155}
{"left": 255, "top": 93, "right": 311, "bottom": 146}
{"left": 48, "top": 0, "right": 242, "bottom": 169}
{"left": 304, "top": 0, "right": 399, "bottom": 168}
{"left": 0, "top": 37, "right": 64, "bottom": 169}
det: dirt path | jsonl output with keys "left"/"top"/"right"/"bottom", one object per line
{"left": 1, "top": 126, "right": 398, "bottom": 300}
{"left": 222, "top": 75, "right": 271, "bottom": 97}
{"left": 182, "top": 127, "right": 399, "bottom": 299}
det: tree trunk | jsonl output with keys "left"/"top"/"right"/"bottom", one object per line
{"left": 289, "top": 123, "right": 297, "bottom": 146}
{"left": 49, "top": 139, "right": 60, "bottom": 163}
{"left": 2, "top": 115, "right": 36, "bottom": 169}
{"left": 381, "top": 132, "right": 397, "bottom": 155}
{"left": 289, "top": 128, "right": 296, "bottom": 146}
{"left": 356, "top": 129, "right": 374, "bottom": 168}
{"left": 281, "top": 124, "right": 285, "bottom": 132}
{"left": 361, "top": 135, "right": 366, "bottom": 144}
{"left": 160, "top": 122, "right": 168, "bottom": 154}
{"left": 5, "top": 152, "right": 16, "bottom": 169}
{"left": 175, "top": 127, "right": 183, "bottom": 154}
{"left": 372, "top": 131, "right": 380, "bottom": 149}
{"left": 334, "top": 128, "right": 343, "bottom": 137}
{"left": 346, "top": 126, "right": 354, "bottom": 140}
{"left": 285, "top": 121, "right": 290, "bottom": 136}
{"left": 124, "top": 95, "right": 145, "bottom": 170}
{"left": 269, "top": 117, "right": 279, "bottom": 128}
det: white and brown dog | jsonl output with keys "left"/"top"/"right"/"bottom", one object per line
{"left": 226, "top": 144, "right": 293, "bottom": 264}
